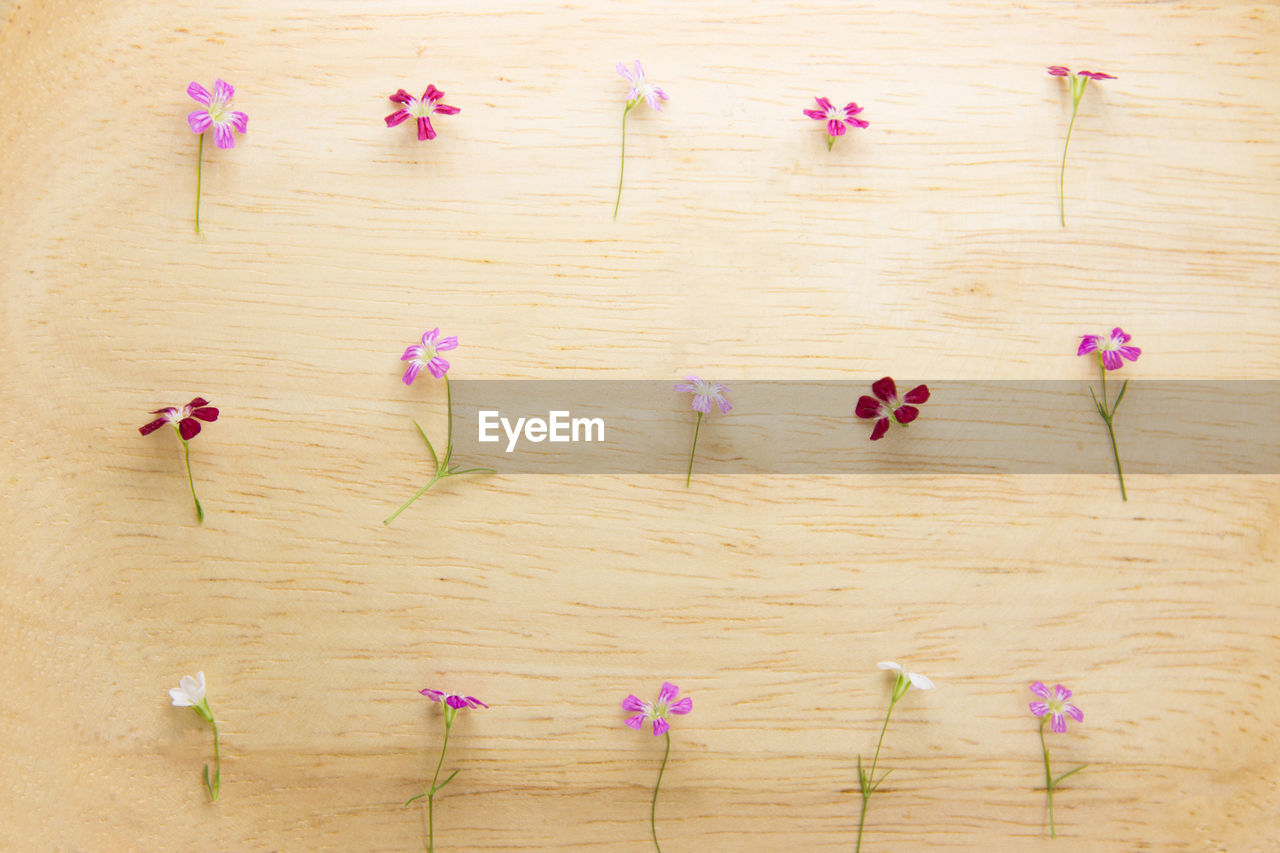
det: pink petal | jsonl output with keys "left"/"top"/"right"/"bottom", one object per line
{"left": 632, "top": 61, "right": 645, "bottom": 81}
{"left": 212, "top": 123, "right": 235, "bottom": 149}
{"left": 229, "top": 111, "right": 248, "bottom": 133}
{"left": 426, "top": 356, "right": 450, "bottom": 378}
{"left": 178, "top": 418, "right": 201, "bottom": 440}
{"left": 1100, "top": 350, "right": 1123, "bottom": 371}
{"left": 186, "top": 397, "right": 210, "bottom": 409}
{"left": 846, "top": 117, "right": 869, "bottom": 128}
{"left": 827, "top": 119, "right": 847, "bottom": 137}
{"left": 1117, "top": 345, "right": 1141, "bottom": 362}
{"left": 624, "top": 713, "right": 647, "bottom": 730}
{"left": 869, "top": 418, "right": 890, "bottom": 441}
{"left": 813, "top": 96, "right": 833, "bottom": 112}
{"left": 1066, "top": 704, "right": 1084, "bottom": 723}
{"left": 871, "top": 377, "right": 898, "bottom": 404}
{"left": 691, "top": 394, "right": 712, "bottom": 413}
{"left": 674, "top": 382, "right": 697, "bottom": 394}
{"left": 417, "top": 116, "right": 435, "bottom": 141}
{"left": 150, "top": 406, "right": 179, "bottom": 416}
{"left": 652, "top": 718, "right": 670, "bottom": 736}
{"left": 188, "top": 110, "right": 213, "bottom": 134}
{"left": 213, "top": 79, "right": 235, "bottom": 103}
{"left": 1047, "top": 66, "right": 1071, "bottom": 77}
{"left": 422, "top": 329, "right": 441, "bottom": 345}
{"left": 419, "top": 688, "right": 445, "bottom": 701}
{"left": 464, "top": 696, "right": 489, "bottom": 709}
{"left": 187, "top": 82, "right": 212, "bottom": 105}
{"left": 435, "top": 335, "right": 459, "bottom": 352}
{"left": 422, "top": 84, "right": 444, "bottom": 103}
{"left": 894, "top": 404, "right": 919, "bottom": 424}
{"left": 855, "top": 396, "right": 884, "bottom": 420}
{"left": 1029, "top": 681, "right": 1051, "bottom": 700}
{"left": 1029, "top": 701, "right": 1050, "bottom": 716}
{"left": 1050, "top": 712, "right": 1067, "bottom": 734}
{"left": 190, "top": 406, "right": 219, "bottom": 422}
{"left": 402, "top": 345, "right": 425, "bottom": 361}
{"left": 1077, "top": 335, "right": 1100, "bottom": 356}
{"left": 668, "top": 697, "right": 692, "bottom": 715}
{"left": 385, "top": 109, "right": 411, "bottom": 127}
{"left": 1079, "top": 70, "right": 1116, "bottom": 80}
{"left": 139, "top": 418, "right": 169, "bottom": 436}
{"left": 843, "top": 103, "right": 863, "bottom": 117}
{"left": 803, "top": 109, "right": 827, "bottom": 120}
{"left": 902, "top": 385, "right": 930, "bottom": 405}
{"left": 433, "top": 103, "right": 460, "bottom": 115}
{"left": 622, "top": 695, "right": 647, "bottom": 712}
{"left": 1109, "top": 328, "right": 1131, "bottom": 345}
{"left": 1053, "top": 684, "right": 1073, "bottom": 702}
{"left": 402, "top": 362, "right": 423, "bottom": 385}
{"left": 657, "top": 682, "right": 680, "bottom": 705}
{"left": 389, "top": 89, "right": 414, "bottom": 105}
{"left": 715, "top": 396, "right": 732, "bottom": 415}
{"left": 444, "top": 694, "right": 468, "bottom": 709}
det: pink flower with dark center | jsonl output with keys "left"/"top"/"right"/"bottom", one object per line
{"left": 617, "top": 61, "right": 669, "bottom": 111}
{"left": 623, "top": 682, "right": 692, "bottom": 736}
{"left": 401, "top": 328, "right": 459, "bottom": 384}
{"left": 420, "top": 688, "right": 488, "bottom": 710}
{"left": 674, "top": 377, "right": 732, "bottom": 414}
{"left": 386, "top": 85, "right": 461, "bottom": 141}
{"left": 187, "top": 80, "right": 248, "bottom": 149}
{"left": 803, "top": 97, "right": 868, "bottom": 150}
{"left": 140, "top": 397, "right": 220, "bottom": 441}
{"left": 1029, "top": 682, "right": 1083, "bottom": 734}
{"left": 1078, "top": 327, "right": 1140, "bottom": 371}
{"left": 855, "top": 377, "right": 930, "bottom": 441}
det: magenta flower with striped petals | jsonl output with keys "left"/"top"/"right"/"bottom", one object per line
{"left": 139, "top": 397, "right": 220, "bottom": 523}
{"left": 1029, "top": 681, "right": 1086, "bottom": 837}
{"left": 622, "top": 682, "right": 693, "bottom": 737}
{"left": 420, "top": 688, "right": 489, "bottom": 711}
{"left": 385, "top": 84, "right": 460, "bottom": 141}
{"left": 1078, "top": 327, "right": 1140, "bottom": 371}
{"left": 401, "top": 328, "right": 459, "bottom": 385}
{"left": 855, "top": 377, "right": 930, "bottom": 441}
{"left": 410, "top": 686, "right": 487, "bottom": 851}
{"left": 186, "top": 79, "right": 247, "bottom": 232}
{"left": 804, "top": 97, "right": 868, "bottom": 151}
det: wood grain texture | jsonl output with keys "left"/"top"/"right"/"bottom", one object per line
{"left": 2, "top": 0, "right": 1278, "bottom": 850}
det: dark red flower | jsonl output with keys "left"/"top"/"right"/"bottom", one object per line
{"left": 140, "top": 397, "right": 219, "bottom": 441}
{"left": 855, "top": 377, "right": 929, "bottom": 441}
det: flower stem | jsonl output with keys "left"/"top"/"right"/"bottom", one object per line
{"left": 425, "top": 717, "right": 453, "bottom": 853}
{"left": 614, "top": 103, "right": 634, "bottom": 220}
{"left": 685, "top": 412, "right": 703, "bottom": 488}
{"left": 384, "top": 472, "right": 443, "bottom": 525}
{"left": 1098, "top": 363, "right": 1128, "bottom": 501}
{"left": 649, "top": 731, "right": 670, "bottom": 853}
{"left": 856, "top": 698, "right": 897, "bottom": 853}
{"left": 1059, "top": 97, "right": 1080, "bottom": 228}
{"left": 195, "top": 133, "right": 204, "bottom": 234}
{"left": 383, "top": 374, "right": 460, "bottom": 525}
{"left": 181, "top": 438, "right": 204, "bottom": 523}
{"left": 1039, "top": 717, "right": 1056, "bottom": 838}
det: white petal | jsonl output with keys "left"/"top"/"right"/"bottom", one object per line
{"left": 907, "top": 671, "right": 936, "bottom": 690}
{"left": 169, "top": 687, "right": 192, "bottom": 706}
{"left": 877, "top": 661, "right": 903, "bottom": 673}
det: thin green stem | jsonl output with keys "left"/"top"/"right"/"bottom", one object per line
{"left": 384, "top": 471, "right": 443, "bottom": 525}
{"left": 1039, "top": 718, "right": 1056, "bottom": 838}
{"left": 856, "top": 698, "right": 897, "bottom": 853}
{"left": 207, "top": 715, "right": 221, "bottom": 801}
{"left": 424, "top": 719, "right": 453, "bottom": 853}
{"left": 1059, "top": 98, "right": 1080, "bottom": 228}
{"left": 443, "top": 375, "right": 454, "bottom": 467}
{"left": 614, "top": 103, "right": 634, "bottom": 219}
{"left": 195, "top": 133, "right": 204, "bottom": 234}
{"left": 649, "top": 731, "right": 670, "bottom": 853}
{"left": 181, "top": 438, "right": 203, "bottom": 523}
{"left": 1098, "top": 363, "right": 1128, "bottom": 501}
{"left": 685, "top": 412, "right": 703, "bottom": 488}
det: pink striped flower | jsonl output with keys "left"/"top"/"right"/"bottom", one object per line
{"left": 617, "top": 61, "right": 669, "bottom": 111}
{"left": 187, "top": 79, "right": 248, "bottom": 149}
{"left": 623, "top": 682, "right": 692, "bottom": 736}
{"left": 401, "top": 328, "right": 459, "bottom": 384}
{"left": 1029, "top": 682, "right": 1083, "bottom": 734}
{"left": 420, "top": 688, "right": 488, "bottom": 711}
{"left": 1048, "top": 66, "right": 1116, "bottom": 226}
{"left": 140, "top": 397, "right": 220, "bottom": 441}
{"left": 803, "top": 97, "right": 868, "bottom": 150}
{"left": 675, "top": 377, "right": 732, "bottom": 415}
{"left": 386, "top": 85, "right": 460, "bottom": 141}
{"left": 856, "top": 377, "right": 930, "bottom": 441}
{"left": 1077, "top": 327, "right": 1140, "bottom": 371}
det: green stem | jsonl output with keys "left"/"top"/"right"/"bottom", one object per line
{"left": 425, "top": 718, "right": 453, "bottom": 853}
{"left": 856, "top": 698, "right": 897, "bottom": 853}
{"left": 384, "top": 471, "right": 443, "bottom": 525}
{"left": 1039, "top": 718, "right": 1056, "bottom": 838}
{"left": 614, "top": 103, "right": 634, "bottom": 220}
{"left": 443, "top": 375, "right": 454, "bottom": 467}
{"left": 1099, "top": 363, "right": 1128, "bottom": 501}
{"left": 685, "top": 412, "right": 703, "bottom": 488}
{"left": 650, "top": 731, "right": 670, "bottom": 853}
{"left": 181, "top": 437, "right": 203, "bottom": 523}
{"left": 208, "top": 714, "right": 221, "bottom": 801}
{"left": 384, "top": 374, "right": 460, "bottom": 525}
{"left": 1059, "top": 97, "right": 1080, "bottom": 228}
{"left": 195, "top": 133, "right": 204, "bottom": 234}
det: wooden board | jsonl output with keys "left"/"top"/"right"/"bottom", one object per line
{"left": 2, "top": 1, "right": 1278, "bottom": 850}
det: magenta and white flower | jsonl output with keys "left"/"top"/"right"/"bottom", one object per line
{"left": 803, "top": 97, "right": 868, "bottom": 149}
{"left": 1077, "top": 327, "right": 1140, "bottom": 371}
{"left": 401, "top": 328, "right": 459, "bottom": 384}
{"left": 675, "top": 377, "right": 732, "bottom": 414}
{"left": 856, "top": 377, "right": 930, "bottom": 441}
{"left": 1029, "top": 682, "right": 1083, "bottom": 734}
{"left": 623, "top": 682, "right": 692, "bottom": 736}
{"left": 140, "top": 397, "right": 220, "bottom": 441}
{"left": 386, "top": 85, "right": 460, "bottom": 141}
{"left": 617, "top": 61, "right": 669, "bottom": 111}
{"left": 420, "top": 688, "right": 488, "bottom": 711}
{"left": 187, "top": 80, "right": 248, "bottom": 149}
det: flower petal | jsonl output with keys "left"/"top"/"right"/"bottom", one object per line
{"left": 187, "top": 82, "right": 212, "bottom": 105}
{"left": 715, "top": 395, "right": 732, "bottom": 415}
{"left": 622, "top": 694, "right": 647, "bottom": 712}
{"left": 212, "top": 79, "right": 235, "bottom": 103}
{"left": 464, "top": 696, "right": 489, "bottom": 709}
{"left": 871, "top": 377, "right": 898, "bottom": 404}
{"left": 624, "top": 713, "right": 647, "bottom": 730}
{"left": 668, "top": 697, "right": 692, "bottom": 715}
{"left": 1100, "top": 350, "right": 1123, "bottom": 371}
{"left": 445, "top": 695, "right": 467, "bottom": 709}
{"left": 385, "top": 109, "right": 411, "bottom": 127}
{"left": 426, "top": 356, "right": 450, "bottom": 379}
{"left": 855, "top": 396, "right": 883, "bottom": 420}
{"left": 433, "top": 103, "right": 460, "bottom": 116}
{"left": 813, "top": 96, "right": 833, "bottom": 112}
{"left": 1077, "top": 335, "right": 1100, "bottom": 356}
{"left": 1050, "top": 712, "right": 1067, "bottom": 734}
{"left": 1029, "top": 701, "right": 1050, "bottom": 716}
{"left": 419, "top": 688, "right": 445, "bottom": 702}
{"left": 869, "top": 418, "right": 890, "bottom": 441}
{"left": 434, "top": 335, "right": 459, "bottom": 352}
{"left": 417, "top": 116, "right": 435, "bottom": 141}
{"left": 907, "top": 671, "right": 935, "bottom": 690}
{"left": 1053, "top": 684, "right": 1073, "bottom": 702}
{"left": 894, "top": 405, "right": 919, "bottom": 424}
{"left": 1029, "top": 681, "right": 1051, "bottom": 700}
{"left": 877, "top": 661, "right": 904, "bottom": 673}
{"left": 139, "top": 418, "right": 169, "bottom": 436}
{"left": 190, "top": 406, "right": 219, "bottom": 423}
{"left": 616, "top": 61, "right": 634, "bottom": 83}
{"left": 229, "top": 111, "right": 249, "bottom": 133}
{"left": 212, "top": 123, "right": 235, "bottom": 149}
{"left": 827, "top": 119, "right": 847, "bottom": 137}
{"left": 657, "top": 682, "right": 680, "bottom": 705}
{"left": 402, "top": 362, "right": 423, "bottom": 385}
{"left": 902, "top": 385, "right": 930, "bottom": 405}
{"left": 652, "top": 717, "right": 670, "bottom": 736}
{"left": 389, "top": 89, "right": 414, "bottom": 105}
{"left": 422, "top": 84, "right": 444, "bottom": 103}
{"left": 691, "top": 394, "right": 712, "bottom": 414}
{"left": 1066, "top": 703, "right": 1084, "bottom": 722}
{"left": 803, "top": 109, "right": 827, "bottom": 120}
{"left": 178, "top": 418, "right": 201, "bottom": 440}
{"left": 188, "top": 110, "right": 213, "bottom": 134}
{"left": 1047, "top": 66, "right": 1071, "bottom": 77}
{"left": 402, "top": 345, "right": 425, "bottom": 361}
{"left": 1117, "top": 345, "right": 1141, "bottom": 363}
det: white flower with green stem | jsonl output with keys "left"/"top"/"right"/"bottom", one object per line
{"left": 169, "top": 671, "right": 222, "bottom": 801}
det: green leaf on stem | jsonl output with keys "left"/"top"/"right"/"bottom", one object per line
{"left": 1053, "top": 764, "right": 1087, "bottom": 786}
{"left": 432, "top": 768, "right": 461, "bottom": 794}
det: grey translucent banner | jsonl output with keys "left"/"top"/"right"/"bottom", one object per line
{"left": 407, "top": 381, "right": 1279, "bottom": 474}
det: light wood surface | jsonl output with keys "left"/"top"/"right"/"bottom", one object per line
{"left": 2, "top": 1, "right": 1278, "bottom": 850}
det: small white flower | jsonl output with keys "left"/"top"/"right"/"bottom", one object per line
{"left": 878, "top": 661, "right": 935, "bottom": 691}
{"left": 169, "top": 672, "right": 207, "bottom": 707}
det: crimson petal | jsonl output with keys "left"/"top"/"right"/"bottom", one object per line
{"left": 191, "top": 406, "right": 219, "bottom": 422}
{"left": 871, "top": 377, "right": 898, "bottom": 404}
{"left": 139, "top": 418, "right": 169, "bottom": 436}
{"left": 894, "top": 405, "right": 920, "bottom": 424}
{"left": 855, "top": 395, "right": 883, "bottom": 419}
{"left": 902, "top": 384, "right": 930, "bottom": 404}
{"left": 178, "top": 418, "right": 202, "bottom": 440}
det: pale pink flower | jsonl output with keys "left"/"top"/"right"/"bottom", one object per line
{"left": 386, "top": 85, "right": 461, "bottom": 141}
{"left": 617, "top": 61, "right": 669, "bottom": 110}
{"left": 401, "top": 328, "right": 459, "bottom": 384}
{"left": 187, "top": 80, "right": 248, "bottom": 149}
{"left": 674, "top": 377, "right": 732, "bottom": 414}
{"left": 1029, "top": 682, "right": 1084, "bottom": 734}
{"left": 623, "top": 682, "right": 692, "bottom": 736}
{"left": 1078, "top": 327, "right": 1140, "bottom": 371}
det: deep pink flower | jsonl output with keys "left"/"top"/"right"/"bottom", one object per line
{"left": 855, "top": 377, "right": 930, "bottom": 441}
{"left": 623, "top": 682, "right": 692, "bottom": 736}
{"left": 617, "top": 61, "right": 669, "bottom": 111}
{"left": 386, "top": 85, "right": 461, "bottom": 141}
{"left": 1029, "top": 682, "right": 1083, "bottom": 734}
{"left": 804, "top": 97, "right": 868, "bottom": 145}
{"left": 187, "top": 80, "right": 248, "bottom": 149}
{"left": 1046, "top": 66, "right": 1072, "bottom": 77}
{"left": 420, "top": 688, "right": 488, "bottom": 710}
{"left": 1078, "top": 327, "right": 1140, "bottom": 371}
{"left": 674, "top": 377, "right": 732, "bottom": 414}
{"left": 401, "top": 328, "right": 459, "bottom": 384}
{"left": 140, "top": 397, "right": 220, "bottom": 441}
{"left": 1047, "top": 66, "right": 1117, "bottom": 81}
